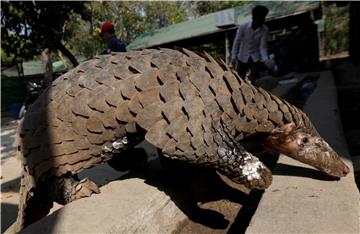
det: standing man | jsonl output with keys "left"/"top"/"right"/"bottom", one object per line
{"left": 230, "top": 5, "right": 269, "bottom": 83}
{"left": 100, "top": 22, "right": 127, "bottom": 53}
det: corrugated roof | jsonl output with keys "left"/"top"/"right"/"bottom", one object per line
{"left": 1, "top": 55, "right": 89, "bottom": 78}
{"left": 128, "top": 1, "right": 320, "bottom": 49}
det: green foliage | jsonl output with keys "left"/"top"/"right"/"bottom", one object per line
{"left": 190, "top": 0, "right": 245, "bottom": 16}
{"left": 64, "top": 1, "right": 188, "bottom": 56}
{"left": 323, "top": 3, "right": 349, "bottom": 56}
{"left": 1, "top": 1, "right": 88, "bottom": 64}
{"left": 1, "top": 1, "right": 245, "bottom": 63}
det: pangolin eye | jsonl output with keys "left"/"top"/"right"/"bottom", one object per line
{"left": 302, "top": 137, "right": 309, "bottom": 144}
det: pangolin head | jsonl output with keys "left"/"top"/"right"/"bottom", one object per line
{"left": 263, "top": 123, "right": 350, "bottom": 178}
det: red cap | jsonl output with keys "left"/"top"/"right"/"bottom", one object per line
{"left": 100, "top": 22, "right": 113, "bottom": 36}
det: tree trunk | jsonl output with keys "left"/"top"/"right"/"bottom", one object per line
{"left": 55, "top": 41, "right": 79, "bottom": 67}
{"left": 58, "top": 50, "right": 74, "bottom": 71}
{"left": 42, "top": 48, "right": 53, "bottom": 87}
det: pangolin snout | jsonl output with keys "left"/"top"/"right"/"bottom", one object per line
{"left": 340, "top": 163, "right": 350, "bottom": 177}
{"left": 324, "top": 157, "right": 350, "bottom": 178}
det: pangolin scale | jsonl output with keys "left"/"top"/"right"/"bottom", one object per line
{"left": 14, "top": 48, "right": 349, "bottom": 231}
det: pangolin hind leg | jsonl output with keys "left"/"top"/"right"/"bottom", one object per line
{"left": 46, "top": 174, "right": 100, "bottom": 205}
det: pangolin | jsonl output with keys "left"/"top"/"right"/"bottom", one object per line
{"left": 14, "top": 48, "right": 349, "bottom": 231}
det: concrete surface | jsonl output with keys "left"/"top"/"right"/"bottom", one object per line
{"left": 246, "top": 71, "right": 360, "bottom": 233}
{"left": 1, "top": 122, "right": 22, "bottom": 233}
{"left": 19, "top": 176, "right": 188, "bottom": 234}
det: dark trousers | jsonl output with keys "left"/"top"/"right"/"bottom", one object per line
{"left": 236, "top": 58, "right": 263, "bottom": 83}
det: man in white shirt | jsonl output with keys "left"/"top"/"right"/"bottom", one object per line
{"left": 230, "top": 5, "right": 269, "bottom": 83}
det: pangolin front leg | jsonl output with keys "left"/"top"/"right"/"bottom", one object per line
{"left": 212, "top": 121, "right": 272, "bottom": 190}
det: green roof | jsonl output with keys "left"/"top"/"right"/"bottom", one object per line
{"left": 128, "top": 1, "right": 320, "bottom": 50}
{"left": 1, "top": 55, "right": 89, "bottom": 78}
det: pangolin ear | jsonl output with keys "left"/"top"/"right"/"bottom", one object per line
{"left": 270, "top": 122, "right": 296, "bottom": 138}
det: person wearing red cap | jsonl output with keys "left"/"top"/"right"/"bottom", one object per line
{"left": 100, "top": 22, "right": 126, "bottom": 53}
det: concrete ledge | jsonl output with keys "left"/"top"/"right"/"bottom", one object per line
{"left": 246, "top": 71, "right": 360, "bottom": 233}
{"left": 19, "top": 176, "right": 187, "bottom": 234}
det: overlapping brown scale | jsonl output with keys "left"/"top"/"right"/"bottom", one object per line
{"left": 94, "top": 55, "right": 111, "bottom": 69}
{"left": 231, "top": 89, "right": 246, "bottom": 115}
{"left": 112, "top": 64, "right": 135, "bottom": 80}
{"left": 133, "top": 68, "right": 159, "bottom": 91}
{"left": 179, "top": 81, "right": 197, "bottom": 100}
{"left": 189, "top": 71, "right": 210, "bottom": 91}
{"left": 86, "top": 117, "right": 105, "bottom": 134}
{"left": 125, "top": 122, "right": 137, "bottom": 134}
{"left": 21, "top": 111, "right": 44, "bottom": 130}
{"left": 21, "top": 133, "right": 41, "bottom": 157}
{"left": 71, "top": 89, "right": 92, "bottom": 118}
{"left": 269, "top": 111, "right": 284, "bottom": 126}
{"left": 119, "top": 78, "right": 137, "bottom": 100}
{"left": 47, "top": 85, "right": 64, "bottom": 102}
{"left": 252, "top": 108, "right": 269, "bottom": 124}
{"left": 138, "top": 86, "right": 161, "bottom": 107}
{"left": 255, "top": 120, "right": 275, "bottom": 132}
{"left": 127, "top": 55, "right": 152, "bottom": 74}
{"left": 181, "top": 48, "right": 206, "bottom": 72}
{"left": 56, "top": 95, "right": 76, "bottom": 122}
{"left": 187, "top": 117, "right": 203, "bottom": 137}
{"left": 157, "top": 64, "right": 179, "bottom": 84}
{"left": 145, "top": 119, "right": 170, "bottom": 148}
{"left": 51, "top": 141, "right": 78, "bottom": 157}
{"left": 160, "top": 48, "right": 188, "bottom": 66}
{"left": 127, "top": 95, "right": 142, "bottom": 116}
{"left": 162, "top": 97, "right": 184, "bottom": 122}
{"left": 94, "top": 67, "right": 116, "bottom": 87}
{"left": 74, "top": 137, "right": 91, "bottom": 150}
{"left": 205, "top": 62, "right": 224, "bottom": 80}
{"left": 204, "top": 100, "right": 222, "bottom": 120}
{"left": 87, "top": 86, "right": 109, "bottom": 113}
{"left": 78, "top": 73, "right": 100, "bottom": 90}
{"left": 239, "top": 82, "right": 255, "bottom": 104}
{"left": 166, "top": 115, "right": 188, "bottom": 141}
{"left": 175, "top": 65, "right": 192, "bottom": 82}
{"left": 162, "top": 138, "right": 177, "bottom": 156}
{"left": 209, "top": 78, "right": 231, "bottom": 96}
{"left": 159, "top": 81, "right": 180, "bottom": 102}
{"left": 176, "top": 131, "right": 191, "bottom": 154}
{"left": 65, "top": 83, "right": 82, "bottom": 97}
{"left": 215, "top": 95, "right": 237, "bottom": 119}
{"left": 233, "top": 115, "right": 258, "bottom": 134}
{"left": 253, "top": 91, "right": 267, "bottom": 109}
{"left": 135, "top": 101, "right": 164, "bottom": 130}
{"left": 104, "top": 86, "right": 122, "bottom": 107}
{"left": 150, "top": 51, "right": 171, "bottom": 68}
{"left": 115, "top": 101, "right": 132, "bottom": 123}
{"left": 183, "top": 97, "right": 204, "bottom": 118}
{"left": 72, "top": 116, "right": 88, "bottom": 136}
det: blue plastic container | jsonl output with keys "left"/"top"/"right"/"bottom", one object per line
{"left": 9, "top": 101, "right": 23, "bottom": 119}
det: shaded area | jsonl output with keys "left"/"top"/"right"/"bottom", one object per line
{"left": 1, "top": 203, "right": 19, "bottom": 233}
{"left": 1, "top": 176, "right": 21, "bottom": 193}
{"left": 120, "top": 159, "right": 250, "bottom": 232}
{"left": 273, "top": 163, "right": 339, "bottom": 181}
{"left": 332, "top": 57, "right": 360, "bottom": 190}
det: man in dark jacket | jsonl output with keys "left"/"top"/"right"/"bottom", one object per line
{"left": 100, "top": 22, "right": 127, "bottom": 53}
